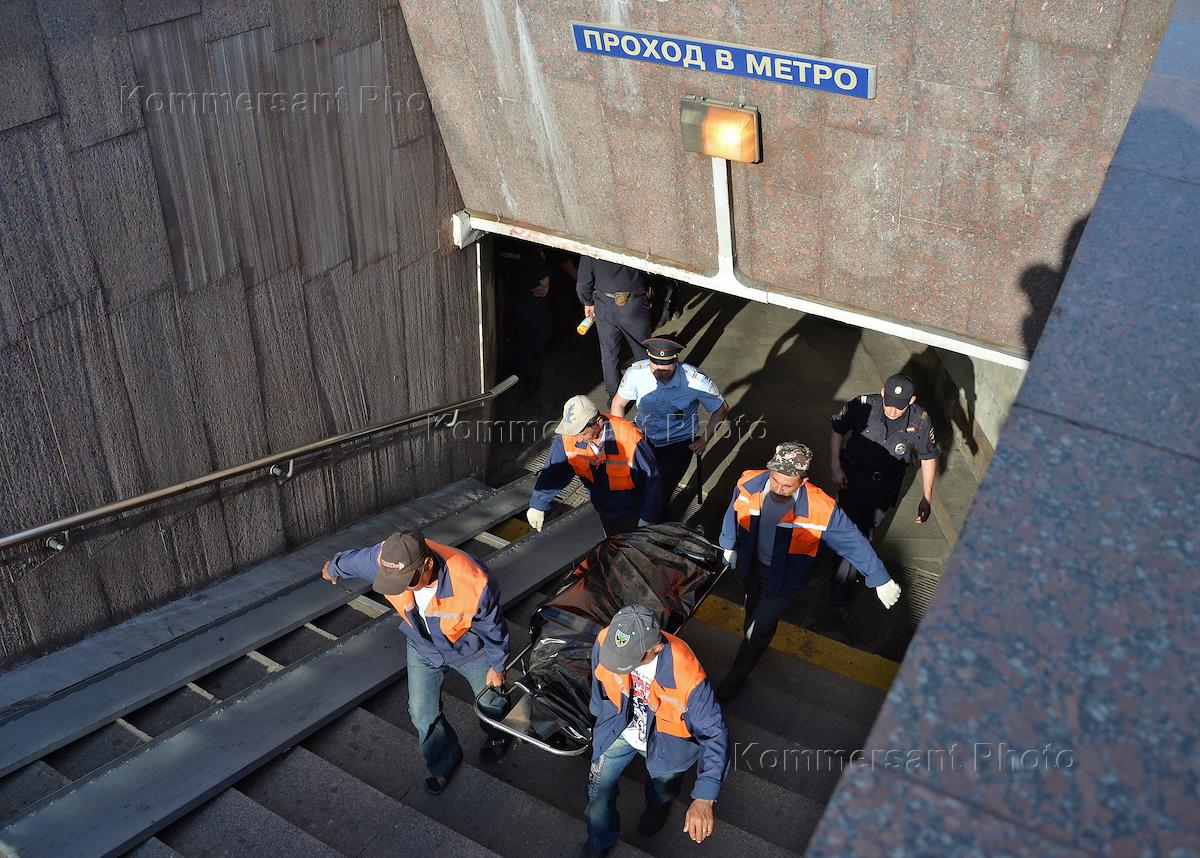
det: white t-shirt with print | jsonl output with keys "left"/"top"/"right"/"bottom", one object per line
{"left": 619, "top": 655, "right": 659, "bottom": 753}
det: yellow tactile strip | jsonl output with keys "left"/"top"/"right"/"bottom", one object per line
{"left": 693, "top": 594, "right": 900, "bottom": 693}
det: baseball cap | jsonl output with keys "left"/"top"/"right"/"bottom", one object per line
{"left": 766, "top": 441, "right": 812, "bottom": 477}
{"left": 373, "top": 529, "right": 431, "bottom": 595}
{"left": 555, "top": 394, "right": 600, "bottom": 435}
{"left": 883, "top": 374, "right": 916, "bottom": 409}
{"left": 598, "top": 604, "right": 662, "bottom": 674}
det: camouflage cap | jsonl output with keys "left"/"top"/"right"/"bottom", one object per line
{"left": 766, "top": 441, "right": 812, "bottom": 477}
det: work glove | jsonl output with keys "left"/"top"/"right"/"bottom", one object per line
{"left": 722, "top": 548, "right": 737, "bottom": 568}
{"left": 916, "top": 497, "right": 932, "bottom": 524}
{"left": 526, "top": 507, "right": 545, "bottom": 532}
{"left": 637, "top": 518, "right": 651, "bottom": 527}
{"left": 876, "top": 579, "right": 901, "bottom": 609}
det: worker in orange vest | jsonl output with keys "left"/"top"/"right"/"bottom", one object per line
{"left": 716, "top": 442, "right": 901, "bottom": 701}
{"left": 582, "top": 604, "right": 730, "bottom": 856}
{"left": 526, "top": 394, "right": 662, "bottom": 536}
{"left": 321, "top": 529, "right": 511, "bottom": 794}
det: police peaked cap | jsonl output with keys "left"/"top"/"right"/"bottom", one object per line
{"left": 642, "top": 336, "right": 685, "bottom": 363}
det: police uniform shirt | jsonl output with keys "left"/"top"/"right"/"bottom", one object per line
{"left": 617, "top": 361, "right": 724, "bottom": 445}
{"left": 831, "top": 393, "right": 938, "bottom": 473}
{"left": 576, "top": 257, "right": 648, "bottom": 304}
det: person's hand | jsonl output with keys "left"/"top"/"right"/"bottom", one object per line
{"left": 526, "top": 508, "right": 545, "bottom": 532}
{"left": 486, "top": 667, "right": 505, "bottom": 689}
{"left": 683, "top": 799, "right": 715, "bottom": 843}
{"left": 321, "top": 561, "right": 336, "bottom": 583}
{"left": 531, "top": 278, "right": 549, "bottom": 298}
{"left": 831, "top": 463, "right": 848, "bottom": 489}
{"left": 722, "top": 548, "right": 737, "bottom": 568}
{"left": 876, "top": 579, "right": 901, "bottom": 609}
{"left": 916, "top": 497, "right": 932, "bottom": 524}
{"left": 688, "top": 436, "right": 708, "bottom": 454}
{"left": 584, "top": 304, "right": 596, "bottom": 319}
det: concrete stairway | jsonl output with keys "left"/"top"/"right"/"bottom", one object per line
{"left": 0, "top": 478, "right": 888, "bottom": 857}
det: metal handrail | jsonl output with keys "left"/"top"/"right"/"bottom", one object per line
{"left": 0, "top": 375, "right": 518, "bottom": 553}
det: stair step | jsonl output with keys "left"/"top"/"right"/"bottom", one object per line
{"left": 304, "top": 708, "right": 651, "bottom": 858}
{"left": 43, "top": 720, "right": 147, "bottom": 781}
{"left": 190, "top": 654, "right": 278, "bottom": 700}
{"left": 254, "top": 626, "right": 334, "bottom": 667}
{"left": 362, "top": 682, "right": 805, "bottom": 855}
{"left": 0, "top": 762, "right": 68, "bottom": 825}
{"left": 238, "top": 745, "right": 498, "bottom": 857}
{"left": 123, "top": 686, "right": 214, "bottom": 738}
{"left": 679, "top": 618, "right": 885, "bottom": 727}
{"left": 306, "top": 603, "right": 376, "bottom": 638}
{"left": 156, "top": 789, "right": 339, "bottom": 858}
{"left": 122, "top": 838, "right": 185, "bottom": 857}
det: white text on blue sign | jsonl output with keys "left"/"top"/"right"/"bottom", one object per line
{"left": 571, "top": 23, "right": 876, "bottom": 99}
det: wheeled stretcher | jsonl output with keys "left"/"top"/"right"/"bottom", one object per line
{"left": 474, "top": 523, "right": 727, "bottom": 755}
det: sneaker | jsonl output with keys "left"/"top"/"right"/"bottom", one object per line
{"left": 715, "top": 676, "right": 744, "bottom": 703}
{"left": 424, "top": 757, "right": 461, "bottom": 796}
{"left": 479, "top": 736, "right": 513, "bottom": 764}
{"left": 637, "top": 802, "right": 671, "bottom": 836}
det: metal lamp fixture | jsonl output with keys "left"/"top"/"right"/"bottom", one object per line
{"left": 679, "top": 95, "right": 762, "bottom": 164}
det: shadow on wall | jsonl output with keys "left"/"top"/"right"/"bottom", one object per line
{"left": 1020, "top": 216, "right": 1091, "bottom": 356}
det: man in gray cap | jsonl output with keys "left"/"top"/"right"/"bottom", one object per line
{"left": 320, "top": 528, "right": 511, "bottom": 794}
{"left": 716, "top": 442, "right": 901, "bottom": 701}
{"left": 829, "top": 372, "right": 939, "bottom": 615}
{"left": 582, "top": 605, "right": 730, "bottom": 856}
{"left": 526, "top": 394, "right": 662, "bottom": 537}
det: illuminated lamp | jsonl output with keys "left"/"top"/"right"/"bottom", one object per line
{"left": 679, "top": 95, "right": 761, "bottom": 164}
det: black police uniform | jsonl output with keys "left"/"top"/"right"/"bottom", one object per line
{"left": 829, "top": 393, "right": 938, "bottom": 607}
{"left": 576, "top": 257, "right": 651, "bottom": 399}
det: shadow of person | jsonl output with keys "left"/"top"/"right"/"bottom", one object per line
{"left": 687, "top": 313, "right": 863, "bottom": 540}
{"left": 664, "top": 290, "right": 748, "bottom": 368}
{"left": 1020, "top": 215, "right": 1090, "bottom": 355}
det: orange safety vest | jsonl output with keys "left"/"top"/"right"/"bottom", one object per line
{"left": 381, "top": 539, "right": 489, "bottom": 644}
{"left": 732, "top": 469, "right": 837, "bottom": 557}
{"left": 561, "top": 414, "right": 642, "bottom": 492}
{"left": 594, "top": 629, "right": 706, "bottom": 739}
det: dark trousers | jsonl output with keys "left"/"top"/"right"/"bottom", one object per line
{"left": 830, "top": 471, "right": 902, "bottom": 607}
{"left": 648, "top": 438, "right": 694, "bottom": 521}
{"left": 601, "top": 511, "right": 642, "bottom": 538}
{"left": 725, "top": 562, "right": 795, "bottom": 686}
{"left": 594, "top": 292, "right": 650, "bottom": 398}
{"left": 406, "top": 644, "right": 509, "bottom": 777}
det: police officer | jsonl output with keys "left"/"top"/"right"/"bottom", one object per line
{"left": 526, "top": 395, "right": 662, "bottom": 537}
{"left": 829, "top": 373, "right": 939, "bottom": 614}
{"left": 610, "top": 336, "right": 729, "bottom": 521}
{"left": 582, "top": 604, "right": 730, "bottom": 856}
{"left": 577, "top": 257, "right": 652, "bottom": 401}
{"left": 320, "top": 529, "right": 511, "bottom": 794}
{"left": 716, "top": 442, "right": 900, "bottom": 701}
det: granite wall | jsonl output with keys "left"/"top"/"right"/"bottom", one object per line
{"left": 399, "top": 0, "right": 1170, "bottom": 354}
{"left": 0, "top": 1, "right": 479, "bottom": 667}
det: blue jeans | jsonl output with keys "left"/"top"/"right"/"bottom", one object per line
{"left": 406, "top": 643, "right": 508, "bottom": 777}
{"left": 585, "top": 737, "right": 684, "bottom": 849}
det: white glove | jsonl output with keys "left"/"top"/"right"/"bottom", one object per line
{"left": 876, "top": 579, "right": 901, "bottom": 609}
{"left": 526, "top": 508, "right": 545, "bottom": 532}
{"left": 637, "top": 518, "right": 651, "bottom": 527}
{"left": 722, "top": 548, "right": 737, "bottom": 568}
